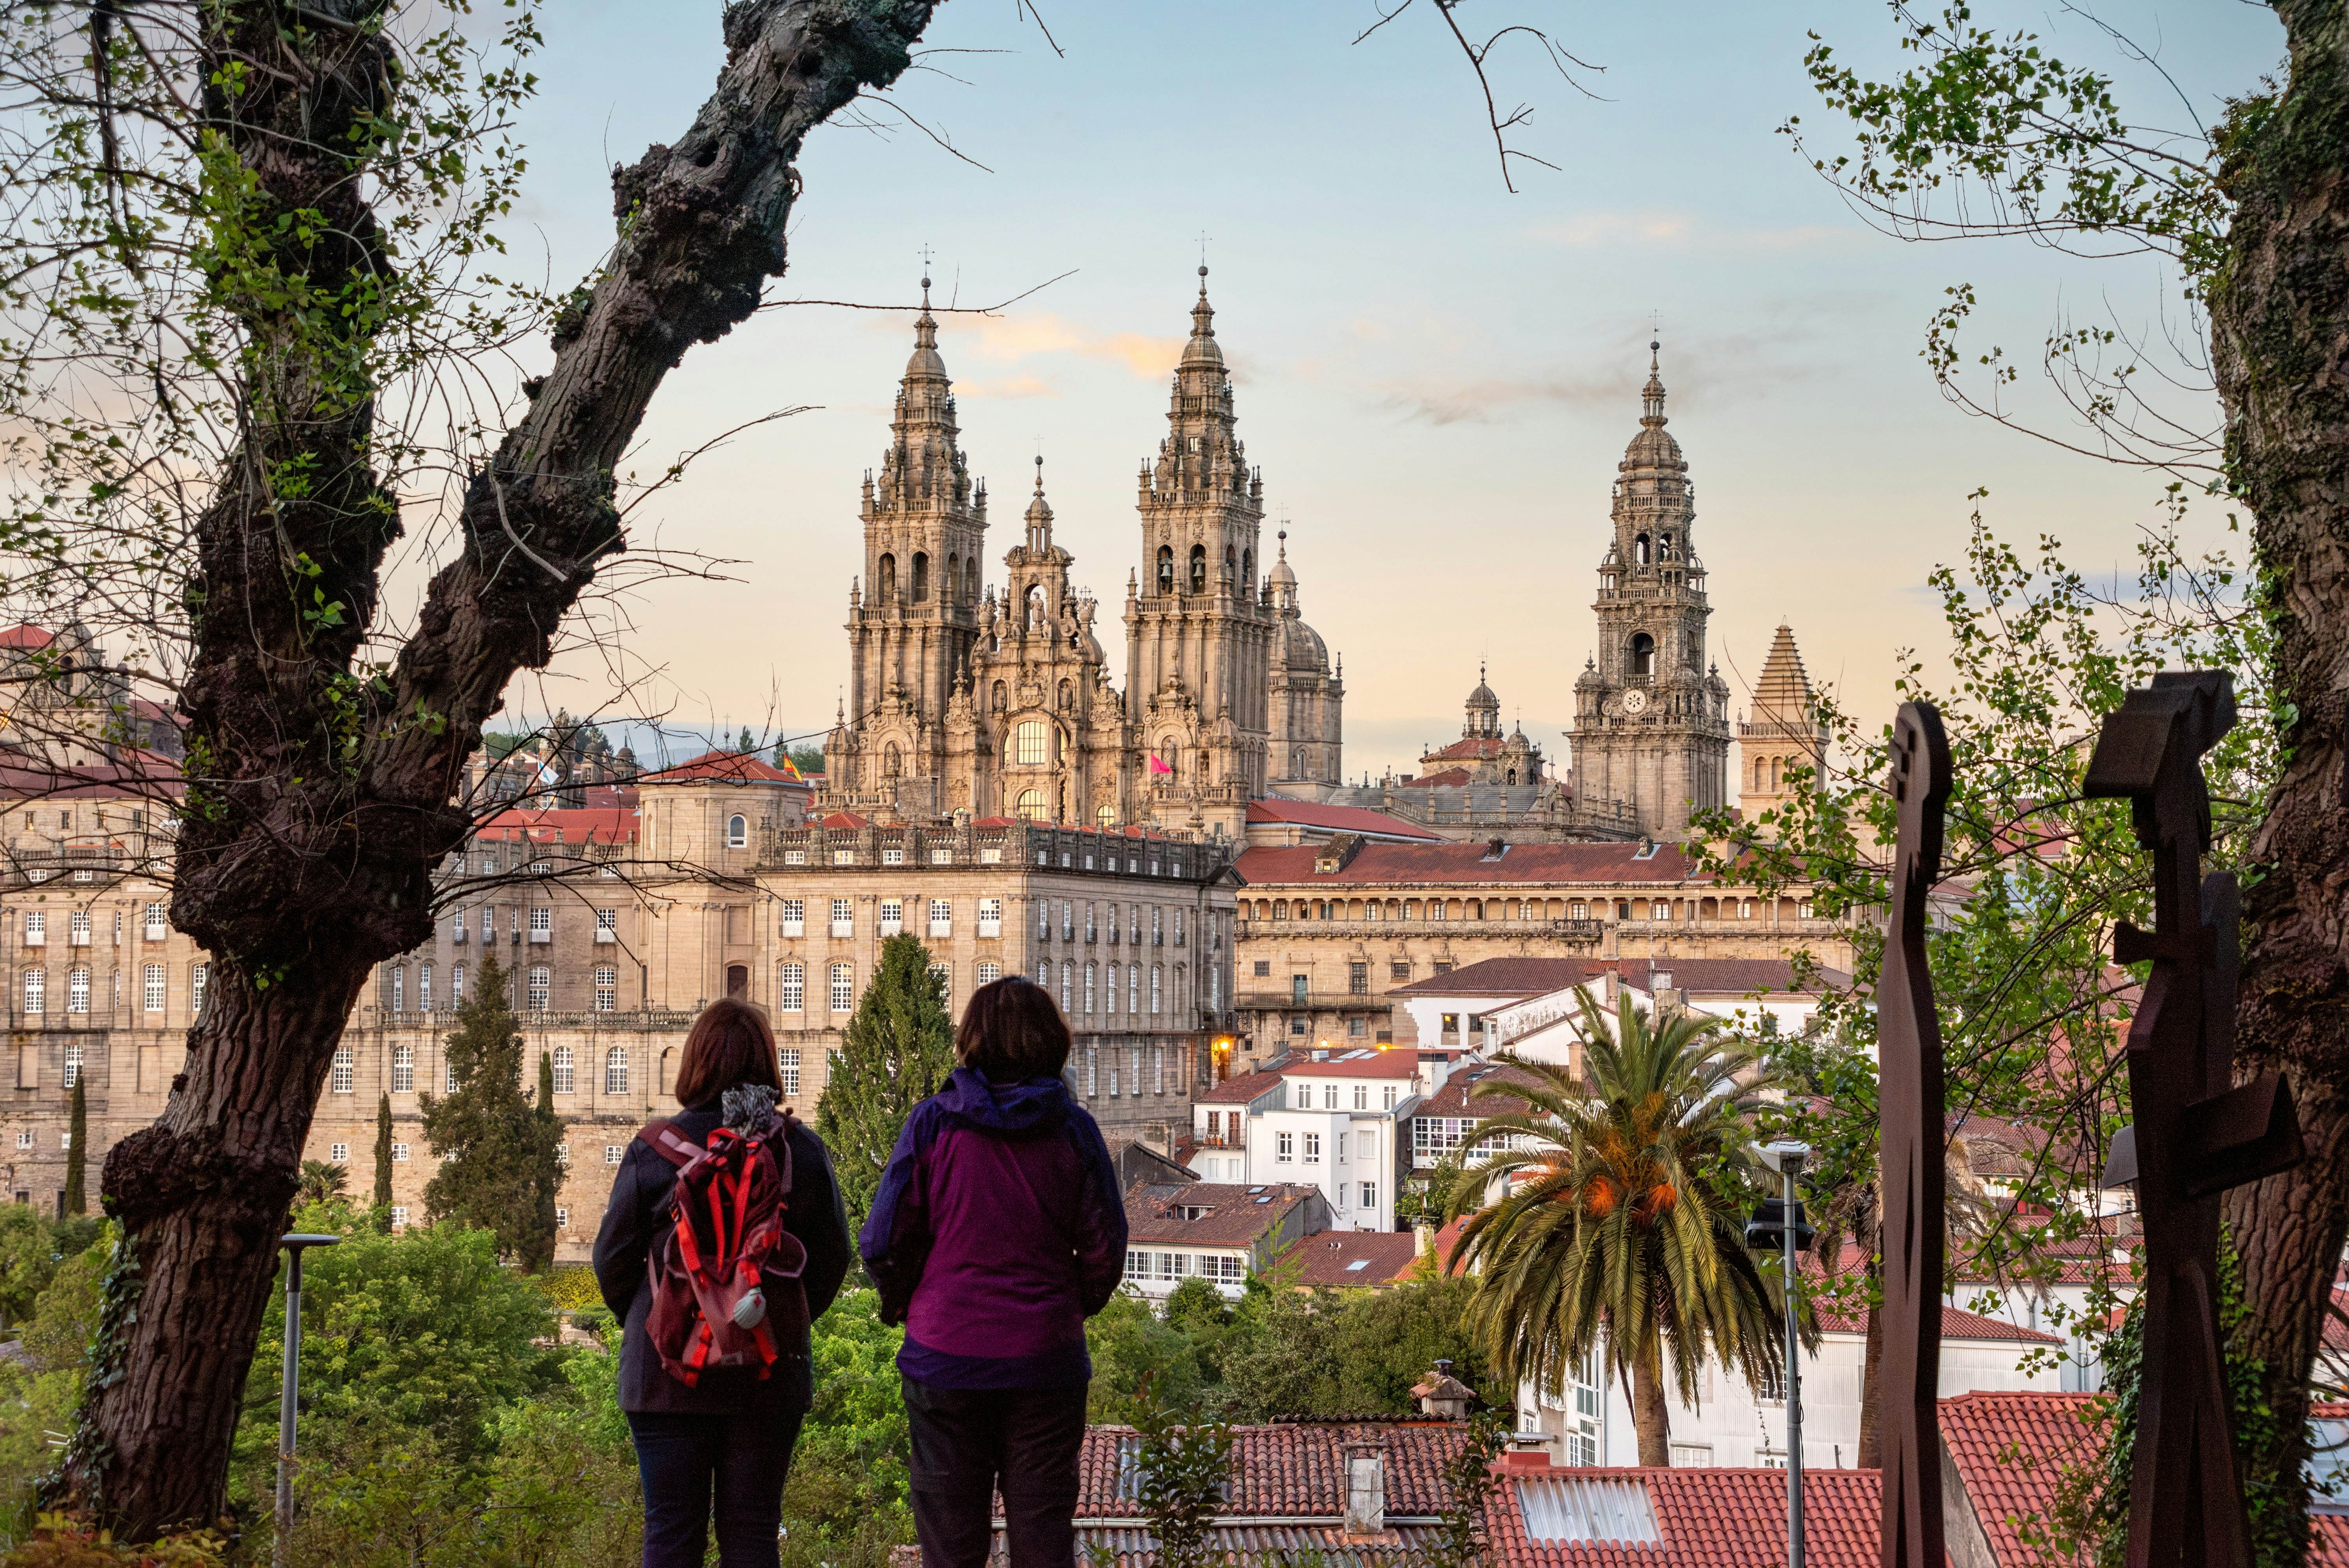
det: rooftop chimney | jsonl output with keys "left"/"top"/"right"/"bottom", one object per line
{"left": 1342, "top": 1439, "right": 1386, "bottom": 1537}
{"left": 1412, "top": 1361, "right": 1477, "bottom": 1420}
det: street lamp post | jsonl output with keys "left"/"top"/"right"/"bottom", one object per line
{"left": 1764, "top": 1142, "right": 1810, "bottom": 1568}
{"left": 275, "top": 1232, "right": 341, "bottom": 1568}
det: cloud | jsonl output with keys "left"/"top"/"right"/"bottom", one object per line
{"left": 1533, "top": 209, "right": 1854, "bottom": 254}
{"left": 945, "top": 312, "right": 1185, "bottom": 380}
{"left": 1375, "top": 374, "right": 1628, "bottom": 426}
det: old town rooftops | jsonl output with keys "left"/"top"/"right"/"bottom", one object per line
{"left": 1234, "top": 839, "right": 1704, "bottom": 887}
{"left": 1244, "top": 798, "right": 1442, "bottom": 841}
{"left": 1273, "top": 1047, "right": 1422, "bottom": 1080}
{"left": 634, "top": 749, "right": 806, "bottom": 787}
{"left": 1123, "top": 1181, "right": 1321, "bottom": 1245}
{"left": 1389, "top": 955, "right": 1846, "bottom": 1000}
{"left": 471, "top": 806, "right": 638, "bottom": 845}
{"left": 1273, "top": 1230, "right": 1423, "bottom": 1287}
{"left": 1196, "top": 1067, "right": 1288, "bottom": 1105}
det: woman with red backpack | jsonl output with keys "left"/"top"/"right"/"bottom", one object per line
{"left": 594, "top": 996, "right": 851, "bottom": 1568}
{"left": 860, "top": 974, "right": 1128, "bottom": 1567}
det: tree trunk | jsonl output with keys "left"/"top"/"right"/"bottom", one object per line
{"left": 2210, "top": 1, "right": 2349, "bottom": 1558}
{"left": 55, "top": 0, "right": 940, "bottom": 1537}
{"left": 1630, "top": 1335, "right": 1672, "bottom": 1468}
{"left": 1857, "top": 1239, "right": 1885, "bottom": 1470}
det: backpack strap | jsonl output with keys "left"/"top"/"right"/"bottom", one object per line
{"left": 637, "top": 1119, "right": 706, "bottom": 1171}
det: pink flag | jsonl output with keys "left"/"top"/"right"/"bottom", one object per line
{"left": 1149, "top": 754, "right": 1173, "bottom": 775}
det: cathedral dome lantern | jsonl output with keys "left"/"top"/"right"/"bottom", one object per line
{"left": 1465, "top": 663, "right": 1502, "bottom": 738}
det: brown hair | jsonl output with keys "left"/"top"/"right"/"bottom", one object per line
{"left": 674, "top": 996, "right": 783, "bottom": 1108}
{"left": 956, "top": 975, "right": 1072, "bottom": 1083}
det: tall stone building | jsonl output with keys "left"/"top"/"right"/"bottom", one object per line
{"left": 1737, "top": 621, "right": 1827, "bottom": 838}
{"left": 825, "top": 269, "right": 1342, "bottom": 836}
{"left": 1568, "top": 343, "right": 1732, "bottom": 838}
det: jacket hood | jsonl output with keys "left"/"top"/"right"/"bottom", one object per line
{"left": 934, "top": 1066, "right": 1072, "bottom": 1136}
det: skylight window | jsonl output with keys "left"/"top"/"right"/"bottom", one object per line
{"left": 1517, "top": 1477, "right": 1661, "bottom": 1545}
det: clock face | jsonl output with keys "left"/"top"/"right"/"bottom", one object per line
{"left": 1621, "top": 688, "right": 1648, "bottom": 715}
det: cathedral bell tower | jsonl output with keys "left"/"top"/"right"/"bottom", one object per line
{"left": 1567, "top": 343, "right": 1730, "bottom": 839}
{"left": 826, "top": 278, "right": 988, "bottom": 818}
{"left": 1123, "top": 267, "right": 1274, "bottom": 836}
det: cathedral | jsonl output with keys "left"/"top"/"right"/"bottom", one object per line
{"left": 822, "top": 269, "right": 1344, "bottom": 836}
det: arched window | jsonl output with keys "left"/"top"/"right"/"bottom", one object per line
{"left": 882, "top": 743, "right": 902, "bottom": 780}
{"left": 1629, "top": 632, "right": 1655, "bottom": 677}
{"left": 1026, "top": 584, "right": 1047, "bottom": 630}
{"left": 944, "top": 553, "right": 958, "bottom": 602}
{"left": 877, "top": 552, "right": 897, "bottom": 600}
{"left": 1242, "top": 549, "right": 1253, "bottom": 589}
{"left": 912, "top": 551, "right": 930, "bottom": 601}
{"left": 1015, "top": 789, "right": 1047, "bottom": 821}
{"left": 1057, "top": 679, "right": 1072, "bottom": 711}
{"left": 1156, "top": 545, "right": 1174, "bottom": 594}
{"left": 1188, "top": 545, "right": 1207, "bottom": 594}
{"left": 1014, "top": 721, "right": 1048, "bottom": 767}
{"left": 992, "top": 680, "right": 1008, "bottom": 712}
{"left": 965, "top": 558, "right": 979, "bottom": 600}
{"left": 1772, "top": 756, "right": 1784, "bottom": 788}
{"left": 552, "top": 1045, "right": 574, "bottom": 1093}
{"left": 1097, "top": 803, "right": 1117, "bottom": 827}
{"left": 1223, "top": 545, "right": 1236, "bottom": 583}
{"left": 727, "top": 812, "right": 749, "bottom": 847}
{"left": 66, "top": 966, "right": 88, "bottom": 1014}
{"left": 1635, "top": 534, "right": 1651, "bottom": 565}
{"left": 605, "top": 1047, "right": 629, "bottom": 1095}
{"left": 779, "top": 961, "right": 804, "bottom": 1012}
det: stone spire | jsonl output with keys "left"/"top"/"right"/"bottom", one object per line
{"left": 876, "top": 273, "right": 969, "bottom": 512}
{"left": 1751, "top": 622, "right": 1815, "bottom": 723}
{"left": 1151, "top": 265, "right": 1255, "bottom": 503}
{"left": 1024, "top": 454, "right": 1054, "bottom": 553}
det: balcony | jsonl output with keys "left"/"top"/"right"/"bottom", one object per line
{"left": 978, "top": 920, "right": 1002, "bottom": 939}
{"left": 20, "top": 929, "right": 43, "bottom": 947}
{"left": 594, "top": 927, "right": 616, "bottom": 944}
{"left": 1236, "top": 992, "right": 1390, "bottom": 1013}
{"left": 529, "top": 929, "right": 552, "bottom": 944}
{"left": 1235, "top": 917, "right": 1607, "bottom": 943}
{"left": 67, "top": 930, "right": 89, "bottom": 947}
{"left": 928, "top": 920, "right": 952, "bottom": 939}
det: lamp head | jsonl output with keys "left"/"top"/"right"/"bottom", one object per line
{"left": 1762, "top": 1140, "right": 1811, "bottom": 1178}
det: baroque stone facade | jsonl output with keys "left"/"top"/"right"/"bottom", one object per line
{"left": 823, "top": 271, "right": 1344, "bottom": 838}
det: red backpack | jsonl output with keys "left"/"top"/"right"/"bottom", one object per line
{"left": 638, "top": 1106, "right": 810, "bottom": 1387}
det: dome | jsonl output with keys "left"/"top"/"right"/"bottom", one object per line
{"left": 1267, "top": 549, "right": 1298, "bottom": 589}
{"left": 1467, "top": 674, "right": 1500, "bottom": 712}
{"left": 1275, "top": 615, "right": 1329, "bottom": 673}
{"left": 1179, "top": 268, "right": 1224, "bottom": 370}
{"left": 904, "top": 280, "right": 947, "bottom": 379}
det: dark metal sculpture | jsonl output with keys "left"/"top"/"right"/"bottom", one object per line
{"left": 1878, "top": 701, "right": 1950, "bottom": 1568}
{"left": 2084, "top": 671, "right": 2303, "bottom": 1568}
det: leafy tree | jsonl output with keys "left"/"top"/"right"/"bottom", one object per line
{"left": 61, "top": 1077, "right": 85, "bottom": 1217}
{"left": 242, "top": 1223, "right": 558, "bottom": 1464}
{"left": 0, "top": 1202, "right": 59, "bottom": 1331}
{"left": 785, "top": 1288, "right": 916, "bottom": 1553}
{"left": 298, "top": 1160, "right": 350, "bottom": 1205}
{"left": 1789, "top": 2, "right": 2349, "bottom": 1537}
{"left": 1216, "top": 1274, "right": 1345, "bottom": 1421}
{"left": 1325, "top": 1276, "right": 1490, "bottom": 1416}
{"left": 420, "top": 954, "right": 564, "bottom": 1271}
{"left": 372, "top": 1094, "right": 394, "bottom": 1213}
{"left": 1124, "top": 1372, "right": 1236, "bottom": 1568}
{"left": 1087, "top": 1291, "right": 1210, "bottom": 1423}
{"left": 1442, "top": 988, "right": 1786, "bottom": 1466}
{"left": 18, "top": 1222, "right": 112, "bottom": 1378}
{"left": 776, "top": 742, "right": 826, "bottom": 778}
{"left": 817, "top": 934, "right": 956, "bottom": 1222}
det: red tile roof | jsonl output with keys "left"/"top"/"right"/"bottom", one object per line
{"left": 1426, "top": 736, "right": 1506, "bottom": 761}
{"left": 1197, "top": 1068, "right": 1288, "bottom": 1106}
{"left": 1237, "top": 840, "right": 1706, "bottom": 889}
{"left": 1075, "top": 1422, "right": 1468, "bottom": 1519}
{"left": 636, "top": 749, "right": 802, "bottom": 785}
{"left": 0, "top": 625, "right": 54, "bottom": 649}
{"left": 1413, "top": 1061, "right": 1544, "bottom": 1119}
{"left": 1937, "top": 1392, "right": 2102, "bottom": 1568}
{"left": 819, "top": 809, "right": 871, "bottom": 829}
{"left": 474, "top": 806, "right": 639, "bottom": 845}
{"left": 1278, "top": 1048, "right": 1422, "bottom": 1080}
{"left": 1390, "top": 956, "right": 1844, "bottom": 999}
{"left": 1487, "top": 1464, "right": 1886, "bottom": 1568}
{"left": 1399, "top": 767, "right": 1476, "bottom": 787}
{"left": 1246, "top": 798, "right": 1444, "bottom": 840}
{"left": 1123, "top": 1183, "right": 1321, "bottom": 1247}
{"left": 1274, "top": 1230, "right": 1424, "bottom": 1288}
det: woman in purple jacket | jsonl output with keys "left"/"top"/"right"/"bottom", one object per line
{"left": 859, "top": 975, "right": 1127, "bottom": 1567}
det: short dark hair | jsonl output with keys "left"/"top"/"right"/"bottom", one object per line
{"left": 956, "top": 975, "right": 1072, "bottom": 1083}
{"left": 674, "top": 996, "right": 783, "bottom": 1108}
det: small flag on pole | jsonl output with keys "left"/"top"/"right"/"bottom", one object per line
{"left": 1148, "top": 754, "right": 1173, "bottom": 776}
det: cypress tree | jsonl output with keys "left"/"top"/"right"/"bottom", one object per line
{"left": 62, "top": 1076, "right": 86, "bottom": 1216}
{"left": 816, "top": 932, "right": 956, "bottom": 1223}
{"left": 525, "top": 1051, "right": 560, "bottom": 1274}
{"left": 372, "top": 1092, "right": 394, "bottom": 1211}
{"left": 420, "top": 952, "right": 565, "bottom": 1269}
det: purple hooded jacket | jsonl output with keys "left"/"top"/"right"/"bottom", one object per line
{"left": 858, "top": 1067, "right": 1126, "bottom": 1389}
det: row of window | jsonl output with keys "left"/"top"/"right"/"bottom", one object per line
{"left": 1123, "top": 1251, "right": 1248, "bottom": 1284}
{"left": 778, "top": 897, "right": 982, "bottom": 939}
{"left": 18, "top": 904, "right": 171, "bottom": 945}
{"left": 776, "top": 959, "right": 1002, "bottom": 1013}
{"left": 1271, "top": 1129, "right": 1381, "bottom": 1166}
{"left": 383, "top": 963, "right": 619, "bottom": 1014}
{"left": 776, "top": 843, "right": 1194, "bottom": 877}
{"left": 18, "top": 962, "right": 202, "bottom": 1017}
{"left": 339, "top": 1043, "right": 807, "bottom": 1100}
{"left": 1246, "top": 896, "right": 1815, "bottom": 922}
{"left": 1075, "top": 1044, "right": 1172, "bottom": 1098}
{"left": 1287, "top": 1081, "right": 1400, "bottom": 1112}
{"left": 445, "top": 907, "right": 621, "bottom": 941}
{"left": 1035, "top": 901, "right": 1199, "bottom": 948}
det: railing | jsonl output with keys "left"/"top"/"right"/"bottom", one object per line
{"left": 355, "top": 1007, "right": 699, "bottom": 1030}
{"left": 768, "top": 818, "right": 1232, "bottom": 881}
{"left": 1236, "top": 991, "right": 1390, "bottom": 1012}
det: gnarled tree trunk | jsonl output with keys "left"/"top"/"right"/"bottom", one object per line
{"left": 2211, "top": 1, "right": 2349, "bottom": 1559}
{"left": 56, "top": 0, "right": 941, "bottom": 1537}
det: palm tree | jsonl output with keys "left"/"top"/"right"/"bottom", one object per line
{"left": 1442, "top": 986, "right": 1790, "bottom": 1466}
{"left": 296, "top": 1159, "right": 349, "bottom": 1206}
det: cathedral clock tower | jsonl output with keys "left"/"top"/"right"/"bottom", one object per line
{"left": 1567, "top": 344, "right": 1730, "bottom": 839}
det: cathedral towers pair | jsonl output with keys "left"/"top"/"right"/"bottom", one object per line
{"left": 825, "top": 272, "right": 1345, "bottom": 835}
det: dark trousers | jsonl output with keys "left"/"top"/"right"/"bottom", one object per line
{"left": 626, "top": 1407, "right": 806, "bottom": 1568}
{"left": 903, "top": 1378, "right": 1089, "bottom": 1567}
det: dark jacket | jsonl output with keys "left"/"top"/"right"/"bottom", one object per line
{"left": 593, "top": 1104, "right": 851, "bottom": 1415}
{"left": 858, "top": 1068, "right": 1125, "bottom": 1377}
